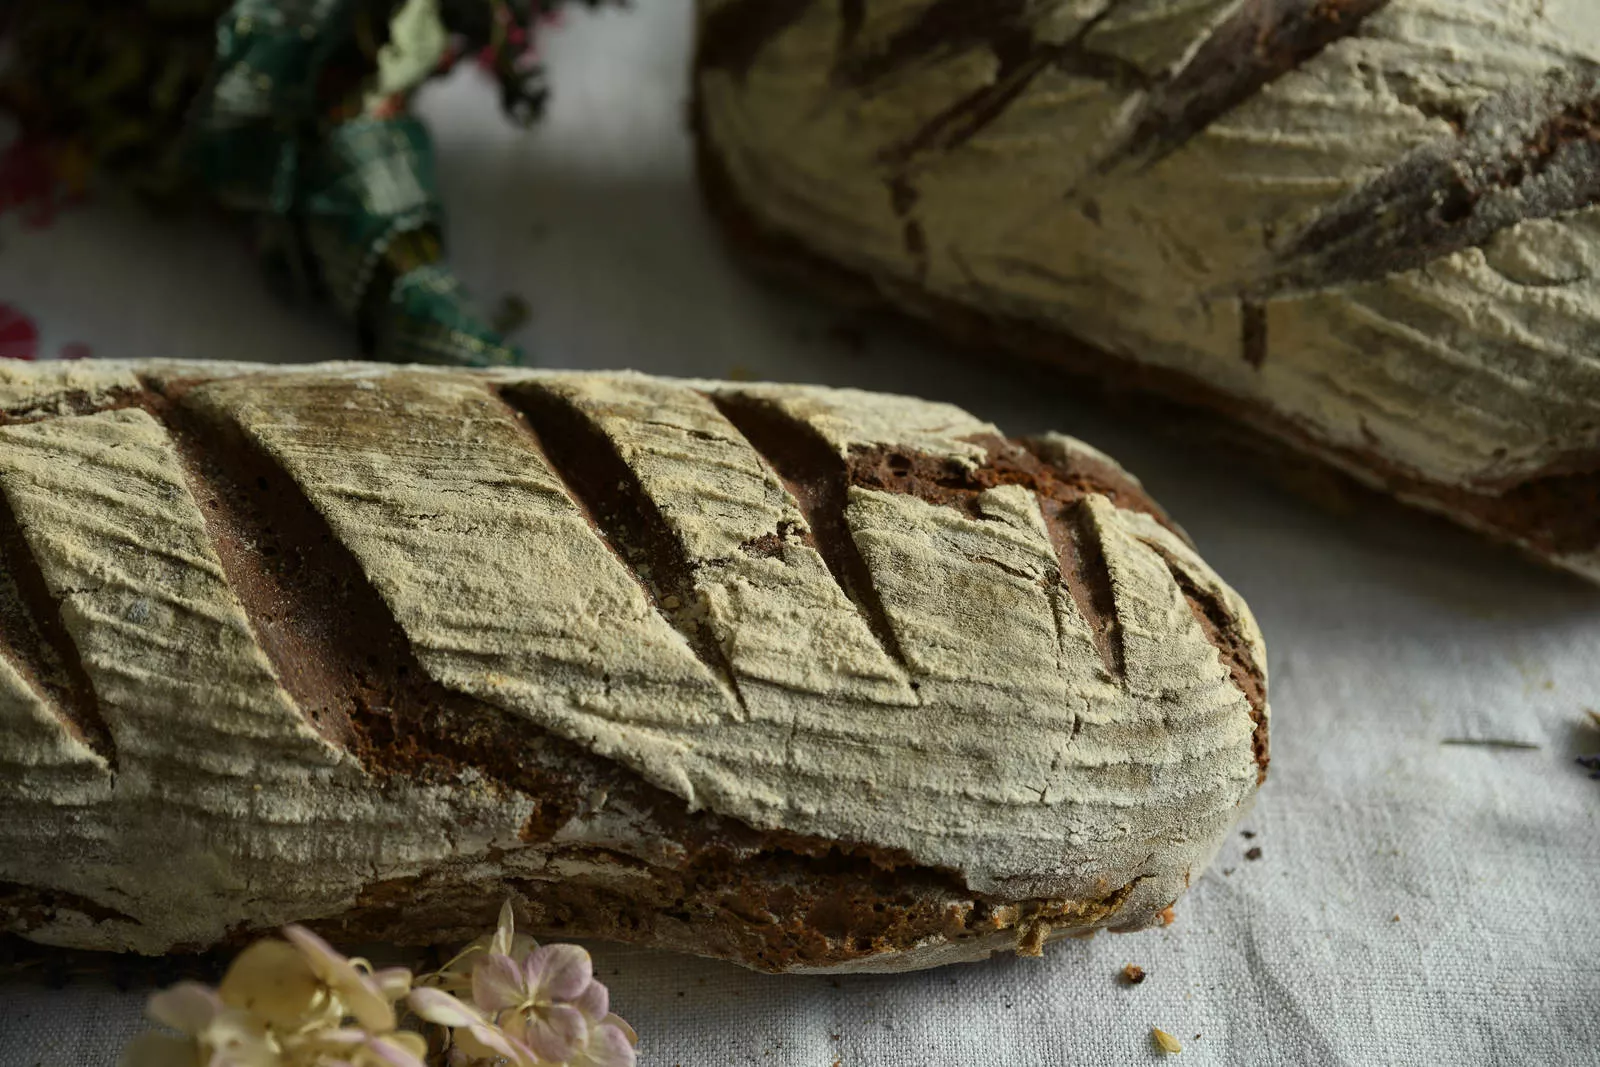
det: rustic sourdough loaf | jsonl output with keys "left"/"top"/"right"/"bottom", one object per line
{"left": 0, "top": 361, "right": 1265, "bottom": 973}
{"left": 694, "top": 0, "right": 1600, "bottom": 581}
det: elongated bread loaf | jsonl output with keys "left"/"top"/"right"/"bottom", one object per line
{"left": 0, "top": 361, "right": 1265, "bottom": 973}
{"left": 694, "top": 0, "right": 1600, "bottom": 581}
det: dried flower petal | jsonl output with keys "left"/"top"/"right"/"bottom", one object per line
{"left": 601, "top": 1014, "right": 638, "bottom": 1048}
{"left": 371, "top": 968, "right": 414, "bottom": 1002}
{"left": 510, "top": 1002, "right": 587, "bottom": 1063}
{"left": 205, "top": 1011, "right": 281, "bottom": 1065}
{"left": 471, "top": 952, "right": 528, "bottom": 1012}
{"left": 571, "top": 980, "right": 609, "bottom": 1023}
{"left": 408, "top": 988, "right": 531, "bottom": 1066}
{"left": 454, "top": 1024, "right": 534, "bottom": 1067}
{"left": 505, "top": 933, "right": 539, "bottom": 962}
{"left": 402, "top": 902, "right": 634, "bottom": 1067}
{"left": 284, "top": 926, "right": 396, "bottom": 1032}
{"left": 490, "top": 899, "right": 517, "bottom": 959}
{"left": 524, "top": 943, "right": 592, "bottom": 1002}
{"left": 358, "top": 1033, "right": 431, "bottom": 1067}
{"left": 570, "top": 1022, "right": 638, "bottom": 1067}
{"left": 431, "top": 922, "right": 534, "bottom": 999}
{"left": 120, "top": 1005, "right": 281, "bottom": 1067}
{"left": 407, "top": 988, "right": 486, "bottom": 1029}
{"left": 286, "top": 1025, "right": 431, "bottom": 1067}
{"left": 219, "top": 940, "right": 324, "bottom": 1029}
{"left": 148, "top": 982, "right": 223, "bottom": 1034}
{"left": 386, "top": 1032, "right": 429, "bottom": 1061}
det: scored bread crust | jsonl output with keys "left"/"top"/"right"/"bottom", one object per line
{"left": 0, "top": 361, "right": 1265, "bottom": 973}
{"left": 692, "top": 0, "right": 1600, "bottom": 582}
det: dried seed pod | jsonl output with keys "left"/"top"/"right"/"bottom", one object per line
{"left": 0, "top": 361, "right": 1264, "bottom": 972}
{"left": 694, "top": 0, "right": 1600, "bottom": 580}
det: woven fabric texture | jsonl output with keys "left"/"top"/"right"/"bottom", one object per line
{"left": 1, "top": 4, "right": 1597, "bottom": 1064}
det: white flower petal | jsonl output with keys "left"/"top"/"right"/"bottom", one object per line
{"left": 472, "top": 952, "right": 529, "bottom": 1013}
{"left": 218, "top": 941, "right": 322, "bottom": 1029}
{"left": 406, "top": 988, "right": 485, "bottom": 1028}
{"left": 575, "top": 1024, "right": 638, "bottom": 1067}
{"left": 387, "top": 1032, "right": 428, "bottom": 1060}
{"left": 361, "top": 1034, "right": 429, "bottom": 1067}
{"left": 298, "top": 1027, "right": 369, "bottom": 1047}
{"left": 522, "top": 1004, "right": 588, "bottom": 1063}
{"left": 148, "top": 982, "right": 222, "bottom": 1035}
{"left": 203, "top": 1017, "right": 282, "bottom": 1067}
{"left": 281, "top": 925, "right": 343, "bottom": 983}
{"left": 525, "top": 944, "right": 592, "bottom": 1003}
{"left": 370, "top": 967, "right": 414, "bottom": 1001}
{"left": 490, "top": 899, "right": 516, "bottom": 959}
{"left": 348, "top": 983, "right": 397, "bottom": 1032}
{"left": 469, "top": 1023, "right": 536, "bottom": 1066}
{"left": 601, "top": 1014, "right": 638, "bottom": 1047}
{"left": 120, "top": 1033, "right": 200, "bottom": 1067}
{"left": 571, "top": 980, "right": 609, "bottom": 1023}
{"left": 283, "top": 926, "right": 397, "bottom": 1032}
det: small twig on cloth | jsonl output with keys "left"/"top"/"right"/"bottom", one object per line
{"left": 1440, "top": 738, "right": 1540, "bottom": 750}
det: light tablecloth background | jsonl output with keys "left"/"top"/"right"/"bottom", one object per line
{"left": 2, "top": 4, "right": 1597, "bottom": 1064}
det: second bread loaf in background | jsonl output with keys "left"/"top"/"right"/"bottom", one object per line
{"left": 694, "top": 0, "right": 1600, "bottom": 581}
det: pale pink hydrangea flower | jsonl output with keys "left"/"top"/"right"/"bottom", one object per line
{"left": 123, "top": 904, "right": 637, "bottom": 1067}
{"left": 412, "top": 902, "right": 636, "bottom": 1067}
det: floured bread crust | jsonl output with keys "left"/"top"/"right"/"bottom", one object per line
{"left": 0, "top": 361, "right": 1265, "bottom": 972}
{"left": 694, "top": 0, "right": 1600, "bottom": 581}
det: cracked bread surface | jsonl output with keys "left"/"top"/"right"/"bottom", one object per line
{"left": 0, "top": 361, "right": 1265, "bottom": 972}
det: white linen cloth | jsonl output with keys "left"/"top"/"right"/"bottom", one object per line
{"left": 1, "top": 4, "right": 1596, "bottom": 1064}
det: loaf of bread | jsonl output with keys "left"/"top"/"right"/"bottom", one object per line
{"left": 694, "top": 0, "right": 1600, "bottom": 581}
{"left": 0, "top": 360, "right": 1265, "bottom": 973}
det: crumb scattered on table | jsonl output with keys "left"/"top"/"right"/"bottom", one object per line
{"left": 1245, "top": 847, "right": 1263, "bottom": 861}
{"left": 1240, "top": 830, "right": 1256, "bottom": 839}
{"left": 1153, "top": 1028, "right": 1183, "bottom": 1054}
{"left": 1121, "top": 964, "right": 1146, "bottom": 985}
